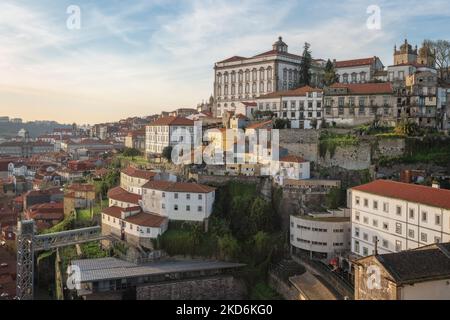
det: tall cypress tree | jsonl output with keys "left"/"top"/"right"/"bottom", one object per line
{"left": 299, "top": 42, "right": 312, "bottom": 86}
{"left": 324, "top": 59, "right": 338, "bottom": 85}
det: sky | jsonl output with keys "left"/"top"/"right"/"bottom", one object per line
{"left": 0, "top": 0, "right": 449, "bottom": 125}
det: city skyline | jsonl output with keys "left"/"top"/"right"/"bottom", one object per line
{"left": 1, "top": 0, "right": 450, "bottom": 124}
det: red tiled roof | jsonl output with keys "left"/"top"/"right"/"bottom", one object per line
{"left": 107, "top": 187, "right": 141, "bottom": 204}
{"left": 67, "top": 183, "right": 95, "bottom": 192}
{"left": 335, "top": 57, "right": 376, "bottom": 68}
{"left": 142, "top": 181, "right": 215, "bottom": 193}
{"left": 217, "top": 56, "right": 247, "bottom": 63}
{"left": 328, "top": 82, "right": 393, "bottom": 95}
{"left": 258, "top": 85, "right": 323, "bottom": 99}
{"left": 252, "top": 49, "right": 302, "bottom": 60}
{"left": 102, "top": 206, "right": 167, "bottom": 227}
{"left": 246, "top": 120, "right": 273, "bottom": 130}
{"left": 148, "top": 116, "right": 194, "bottom": 126}
{"left": 121, "top": 166, "right": 157, "bottom": 180}
{"left": 279, "top": 155, "right": 308, "bottom": 163}
{"left": 126, "top": 212, "right": 167, "bottom": 228}
{"left": 242, "top": 102, "right": 257, "bottom": 107}
{"left": 352, "top": 180, "right": 450, "bottom": 210}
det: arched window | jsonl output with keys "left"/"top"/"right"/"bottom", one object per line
{"left": 238, "top": 84, "right": 243, "bottom": 94}
{"left": 217, "top": 86, "right": 222, "bottom": 96}
{"left": 231, "top": 84, "right": 235, "bottom": 95}
{"left": 224, "top": 85, "right": 228, "bottom": 95}
{"left": 260, "top": 81, "right": 264, "bottom": 93}
{"left": 252, "top": 83, "right": 257, "bottom": 93}
{"left": 217, "top": 73, "right": 222, "bottom": 84}
{"left": 283, "top": 68, "right": 287, "bottom": 80}
{"left": 245, "top": 69, "right": 250, "bottom": 82}
{"left": 245, "top": 83, "right": 250, "bottom": 94}
{"left": 238, "top": 70, "right": 243, "bottom": 82}
{"left": 231, "top": 71, "right": 236, "bottom": 83}
{"left": 267, "top": 81, "right": 272, "bottom": 92}
{"left": 224, "top": 72, "right": 229, "bottom": 83}
{"left": 267, "top": 67, "right": 272, "bottom": 80}
{"left": 288, "top": 70, "right": 293, "bottom": 81}
{"left": 260, "top": 68, "right": 265, "bottom": 80}
{"left": 252, "top": 69, "right": 257, "bottom": 81}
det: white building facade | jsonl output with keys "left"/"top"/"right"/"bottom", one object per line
{"left": 290, "top": 211, "right": 351, "bottom": 261}
{"left": 145, "top": 116, "right": 194, "bottom": 155}
{"left": 213, "top": 37, "right": 325, "bottom": 117}
{"left": 349, "top": 180, "right": 450, "bottom": 257}
{"left": 141, "top": 181, "right": 216, "bottom": 222}
{"left": 257, "top": 86, "right": 324, "bottom": 129}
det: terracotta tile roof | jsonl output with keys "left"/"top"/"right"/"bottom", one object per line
{"left": 147, "top": 116, "right": 194, "bottom": 126}
{"left": 217, "top": 56, "right": 248, "bottom": 63}
{"left": 258, "top": 85, "right": 323, "bottom": 99}
{"left": 242, "top": 102, "right": 257, "bottom": 107}
{"left": 26, "top": 202, "right": 64, "bottom": 220}
{"left": 279, "top": 155, "right": 308, "bottom": 163}
{"left": 328, "top": 82, "right": 393, "bottom": 95}
{"left": 125, "top": 212, "right": 167, "bottom": 228}
{"left": 67, "top": 183, "right": 95, "bottom": 192}
{"left": 121, "top": 166, "right": 157, "bottom": 180}
{"left": 252, "top": 49, "right": 302, "bottom": 60}
{"left": 246, "top": 120, "right": 273, "bottom": 130}
{"left": 352, "top": 180, "right": 450, "bottom": 210}
{"left": 102, "top": 206, "right": 167, "bottom": 227}
{"left": 335, "top": 57, "right": 376, "bottom": 68}
{"left": 142, "top": 180, "right": 215, "bottom": 193}
{"left": 107, "top": 186, "right": 141, "bottom": 204}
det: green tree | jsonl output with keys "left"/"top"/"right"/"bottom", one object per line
{"left": 325, "top": 187, "right": 346, "bottom": 209}
{"left": 122, "top": 147, "right": 141, "bottom": 158}
{"left": 324, "top": 59, "right": 338, "bottom": 85}
{"left": 249, "top": 197, "right": 274, "bottom": 234}
{"left": 162, "top": 146, "right": 173, "bottom": 162}
{"left": 217, "top": 234, "right": 240, "bottom": 261}
{"left": 394, "top": 120, "right": 420, "bottom": 136}
{"left": 299, "top": 42, "right": 312, "bottom": 86}
{"left": 273, "top": 118, "right": 289, "bottom": 129}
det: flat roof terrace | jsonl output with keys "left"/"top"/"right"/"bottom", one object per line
{"left": 71, "top": 257, "right": 245, "bottom": 283}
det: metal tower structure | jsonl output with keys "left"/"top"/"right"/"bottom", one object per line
{"left": 16, "top": 220, "right": 104, "bottom": 300}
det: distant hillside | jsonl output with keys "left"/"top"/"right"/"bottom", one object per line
{"left": 0, "top": 121, "right": 71, "bottom": 138}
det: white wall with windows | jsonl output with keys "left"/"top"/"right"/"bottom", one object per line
{"left": 290, "top": 213, "right": 351, "bottom": 260}
{"left": 350, "top": 189, "right": 450, "bottom": 257}
{"left": 141, "top": 188, "right": 215, "bottom": 222}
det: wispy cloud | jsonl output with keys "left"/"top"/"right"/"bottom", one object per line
{"left": 0, "top": 0, "right": 449, "bottom": 123}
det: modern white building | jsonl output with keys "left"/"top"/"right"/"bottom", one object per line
{"left": 349, "top": 180, "right": 450, "bottom": 257}
{"left": 141, "top": 181, "right": 216, "bottom": 223}
{"left": 335, "top": 57, "right": 384, "bottom": 84}
{"left": 290, "top": 210, "right": 351, "bottom": 261}
{"left": 145, "top": 116, "right": 194, "bottom": 155}
{"left": 213, "top": 37, "right": 325, "bottom": 117}
{"left": 256, "top": 86, "right": 324, "bottom": 129}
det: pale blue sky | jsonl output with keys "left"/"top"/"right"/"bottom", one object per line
{"left": 0, "top": 0, "right": 449, "bottom": 124}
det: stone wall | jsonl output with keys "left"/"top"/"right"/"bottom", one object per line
{"left": 278, "top": 129, "right": 406, "bottom": 171}
{"left": 136, "top": 275, "right": 246, "bottom": 300}
{"left": 268, "top": 273, "right": 299, "bottom": 300}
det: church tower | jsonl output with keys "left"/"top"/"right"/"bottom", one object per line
{"left": 393, "top": 39, "right": 418, "bottom": 65}
{"left": 417, "top": 42, "right": 436, "bottom": 67}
